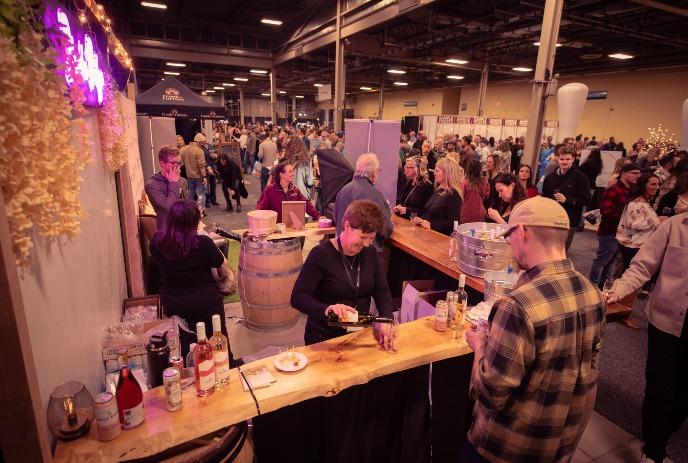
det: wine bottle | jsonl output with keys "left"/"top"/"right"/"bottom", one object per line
{"left": 214, "top": 226, "right": 243, "bottom": 242}
{"left": 326, "top": 311, "right": 394, "bottom": 328}
{"left": 456, "top": 274, "right": 468, "bottom": 325}
{"left": 193, "top": 322, "right": 216, "bottom": 397}
{"left": 209, "top": 314, "right": 231, "bottom": 386}
{"left": 115, "top": 349, "right": 145, "bottom": 429}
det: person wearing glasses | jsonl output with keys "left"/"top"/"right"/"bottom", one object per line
{"left": 464, "top": 196, "right": 604, "bottom": 462}
{"left": 145, "top": 145, "right": 184, "bottom": 230}
{"left": 393, "top": 156, "right": 434, "bottom": 219}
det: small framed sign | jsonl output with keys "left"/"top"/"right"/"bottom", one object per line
{"left": 282, "top": 201, "right": 306, "bottom": 230}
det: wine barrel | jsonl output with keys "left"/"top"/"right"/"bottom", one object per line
{"left": 238, "top": 237, "right": 302, "bottom": 332}
{"left": 126, "top": 422, "right": 253, "bottom": 462}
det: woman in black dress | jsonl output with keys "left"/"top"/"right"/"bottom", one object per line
{"left": 393, "top": 156, "right": 433, "bottom": 219}
{"left": 150, "top": 200, "right": 230, "bottom": 359}
{"left": 291, "top": 200, "right": 394, "bottom": 346}
{"left": 217, "top": 153, "right": 243, "bottom": 212}
{"left": 412, "top": 157, "right": 463, "bottom": 235}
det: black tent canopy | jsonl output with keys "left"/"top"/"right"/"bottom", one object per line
{"left": 136, "top": 77, "right": 225, "bottom": 120}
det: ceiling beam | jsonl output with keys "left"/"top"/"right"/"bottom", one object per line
{"left": 627, "top": 0, "right": 688, "bottom": 17}
{"left": 130, "top": 46, "right": 272, "bottom": 69}
{"left": 273, "top": 0, "right": 440, "bottom": 66}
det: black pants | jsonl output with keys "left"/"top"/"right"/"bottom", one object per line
{"left": 205, "top": 175, "right": 217, "bottom": 205}
{"left": 643, "top": 320, "right": 688, "bottom": 460}
{"left": 618, "top": 244, "right": 639, "bottom": 273}
{"left": 221, "top": 179, "right": 241, "bottom": 210}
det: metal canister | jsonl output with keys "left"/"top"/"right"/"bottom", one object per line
{"left": 163, "top": 367, "right": 182, "bottom": 412}
{"left": 94, "top": 392, "right": 120, "bottom": 442}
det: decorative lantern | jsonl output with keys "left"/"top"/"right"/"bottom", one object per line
{"left": 46, "top": 381, "right": 95, "bottom": 441}
{"left": 557, "top": 83, "right": 589, "bottom": 142}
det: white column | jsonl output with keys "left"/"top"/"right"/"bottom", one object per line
{"left": 270, "top": 67, "right": 277, "bottom": 123}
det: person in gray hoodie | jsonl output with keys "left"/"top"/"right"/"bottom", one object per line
{"left": 145, "top": 146, "right": 182, "bottom": 229}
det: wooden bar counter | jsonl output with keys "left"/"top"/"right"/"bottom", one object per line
{"left": 231, "top": 221, "right": 335, "bottom": 240}
{"left": 53, "top": 317, "right": 472, "bottom": 463}
{"left": 388, "top": 214, "right": 632, "bottom": 322}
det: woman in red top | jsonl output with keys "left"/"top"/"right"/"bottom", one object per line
{"left": 518, "top": 164, "right": 539, "bottom": 198}
{"left": 257, "top": 161, "right": 320, "bottom": 222}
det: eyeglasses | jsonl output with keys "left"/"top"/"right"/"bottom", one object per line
{"left": 162, "top": 160, "right": 182, "bottom": 167}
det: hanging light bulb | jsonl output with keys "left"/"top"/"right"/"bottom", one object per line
{"left": 78, "top": 12, "right": 87, "bottom": 23}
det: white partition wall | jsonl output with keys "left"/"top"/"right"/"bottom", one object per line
{"left": 344, "top": 119, "right": 401, "bottom": 207}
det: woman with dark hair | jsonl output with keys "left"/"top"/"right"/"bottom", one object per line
{"left": 257, "top": 160, "right": 320, "bottom": 223}
{"left": 217, "top": 153, "right": 243, "bottom": 212}
{"left": 656, "top": 158, "right": 688, "bottom": 209}
{"left": 284, "top": 136, "right": 314, "bottom": 200}
{"left": 484, "top": 153, "right": 502, "bottom": 210}
{"left": 291, "top": 199, "right": 394, "bottom": 346}
{"left": 150, "top": 200, "right": 230, "bottom": 359}
{"left": 517, "top": 164, "right": 539, "bottom": 198}
{"left": 616, "top": 173, "right": 661, "bottom": 328}
{"left": 461, "top": 159, "right": 490, "bottom": 223}
{"left": 657, "top": 172, "right": 688, "bottom": 218}
{"left": 579, "top": 148, "right": 603, "bottom": 190}
{"left": 486, "top": 173, "right": 526, "bottom": 224}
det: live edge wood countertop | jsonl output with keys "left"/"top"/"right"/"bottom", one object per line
{"left": 388, "top": 214, "right": 632, "bottom": 323}
{"left": 53, "top": 317, "right": 472, "bottom": 463}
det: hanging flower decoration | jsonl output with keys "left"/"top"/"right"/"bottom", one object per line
{"left": 98, "top": 72, "right": 127, "bottom": 171}
{"left": 0, "top": 3, "right": 90, "bottom": 268}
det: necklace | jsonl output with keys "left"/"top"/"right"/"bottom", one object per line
{"left": 341, "top": 251, "right": 358, "bottom": 270}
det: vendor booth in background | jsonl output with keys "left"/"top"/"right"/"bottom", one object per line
{"left": 135, "top": 76, "right": 225, "bottom": 179}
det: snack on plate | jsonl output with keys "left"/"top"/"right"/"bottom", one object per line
{"left": 463, "top": 302, "right": 492, "bottom": 328}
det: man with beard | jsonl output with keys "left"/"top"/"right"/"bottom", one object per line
{"left": 464, "top": 196, "right": 605, "bottom": 463}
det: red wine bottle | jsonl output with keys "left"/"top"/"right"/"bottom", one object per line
{"left": 326, "top": 311, "right": 394, "bottom": 328}
{"left": 115, "top": 349, "right": 145, "bottom": 429}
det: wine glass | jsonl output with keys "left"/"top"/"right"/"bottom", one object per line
{"left": 603, "top": 278, "right": 614, "bottom": 296}
{"left": 409, "top": 212, "right": 418, "bottom": 229}
{"left": 389, "top": 312, "right": 400, "bottom": 352}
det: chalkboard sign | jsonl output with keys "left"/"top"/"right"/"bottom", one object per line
{"left": 217, "top": 142, "right": 242, "bottom": 168}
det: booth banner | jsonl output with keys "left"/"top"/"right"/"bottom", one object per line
{"left": 458, "top": 116, "right": 471, "bottom": 125}
{"left": 317, "top": 84, "right": 332, "bottom": 102}
{"left": 488, "top": 118, "right": 503, "bottom": 126}
{"left": 471, "top": 117, "right": 486, "bottom": 126}
{"left": 437, "top": 115, "right": 458, "bottom": 124}
{"left": 544, "top": 120, "right": 559, "bottom": 128}
{"left": 119, "top": 95, "right": 144, "bottom": 206}
{"left": 517, "top": 119, "right": 528, "bottom": 127}
{"left": 504, "top": 119, "right": 517, "bottom": 126}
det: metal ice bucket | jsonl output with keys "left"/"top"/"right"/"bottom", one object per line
{"left": 456, "top": 222, "right": 515, "bottom": 277}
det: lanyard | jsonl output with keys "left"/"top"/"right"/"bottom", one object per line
{"left": 336, "top": 236, "right": 360, "bottom": 305}
{"left": 403, "top": 181, "right": 420, "bottom": 207}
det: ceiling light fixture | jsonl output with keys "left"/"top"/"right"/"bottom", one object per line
{"left": 213, "top": 86, "right": 224, "bottom": 90}
{"left": 250, "top": 69, "right": 268, "bottom": 74}
{"left": 278, "top": 90, "right": 286, "bottom": 94}
{"left": 163, "top": 71, "right": 179, "bottom": 75}
{"left": 141, "top": 2, "right": 167, "bottom": 9}
{"left": 360, "top": 86, "right": 373, "bottom": 90}
{"left": 533, "top": 42, "right": 562, "bottom": 47}
{"left": 222, "top": 83, "right": 235, "bottom": 87}
{"left": 261, "top": 18, "right": 283, "bottom": 26}
{"left": 387, "top": 69, "right": 406, "bottom": 74}
{"left": 234, "top": 77, "right": 249, "bottom": 82}
{"left": 261, "top": 93, "right": 270, "bottom": 96}
{"left": 313, "top": 83, "right": 323, "bottom": 87}
{"left": 393, "top": 82, "right": 408, "bottom": 86}
{"left": 295, "top": 95, "right": 304, "bottom": 99}
{"left": 447, "top": 75, "right": 464, "bottom": 80}
{"left": 512, "top": 67, "right": 533, "bottom": 72}
{"left": 445, "top": 58, "right": 468, "bottom": 64}
{"left": 166, "top": 62, "right": 186, "bottom": 67}
{"left": 609, "top": 53, "right": 634, "bottom": 60}
{"left": 205, "top": 90, "right": 215, "bottom": 93}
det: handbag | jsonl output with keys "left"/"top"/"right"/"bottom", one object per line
{"left": 240, "top": 179, "right": 248, "bottom": 198}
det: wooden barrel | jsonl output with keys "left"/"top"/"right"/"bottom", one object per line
{"left": 127, "top": 422, "right": 253, "bottom": 462}
{"left": 238, "top": 237, "right": 302, "bottom": 332}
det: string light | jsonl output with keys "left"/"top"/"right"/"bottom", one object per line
{"left": 74, "top": 0, "right": 133, "bottom": 69}
{"left": 647, "top": 123, "right": 677, "bottom": 156}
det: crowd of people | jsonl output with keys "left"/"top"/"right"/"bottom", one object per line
{"left": 144, "top": 121, "right": 688, "bottom": 463}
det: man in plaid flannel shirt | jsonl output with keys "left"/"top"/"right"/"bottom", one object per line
{"left": 463, "top": 197, "right": 606, "bottom": 462}
{"left": 588, "top": 163, "right": 641, "bottom": 287}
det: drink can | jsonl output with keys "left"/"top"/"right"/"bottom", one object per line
{"left": 163, "top": 367, "right": 183, "bottom": 411}
{"left": 170, "top": 355, "right": 184, "bottom": 370}
{"left": 94, "top": 392, "right": 120, "bottom": 441}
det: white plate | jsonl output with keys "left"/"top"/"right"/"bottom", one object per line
{"left": 273, "top": 352, "right": 308, "bottom": 372}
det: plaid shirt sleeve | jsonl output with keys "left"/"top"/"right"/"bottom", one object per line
{"left": 472, "top": 298, "right": 535, "bottom": 411}
{"left": 599, "top": 184, "right": 623, "bottom": 219}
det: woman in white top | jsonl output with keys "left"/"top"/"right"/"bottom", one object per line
{"left": 617, "top": 173, "right": 661, "bottom": 269}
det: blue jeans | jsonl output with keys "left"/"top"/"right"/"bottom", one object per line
{"left": 187, "top": 177, "right": 205, "bottom": 210}
{"left": 244, "top": 151, "right": 255, "bottom": 173}
{"left": 589, "top": 234, "right": 618, "bottom": 286}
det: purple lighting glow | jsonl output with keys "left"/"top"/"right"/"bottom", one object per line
{"left": 44, "top": 6, "right": 106, "bottom": 107}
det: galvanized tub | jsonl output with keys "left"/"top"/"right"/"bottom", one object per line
{"left": 456, "top": 222, "right": 515, "bottom": 277}
{"left": 483, "top": 270, "right": 519, "bottom": 305}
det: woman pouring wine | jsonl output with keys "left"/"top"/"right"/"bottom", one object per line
{"left": 291, "top": 200, "right": 394, "bottom": 347}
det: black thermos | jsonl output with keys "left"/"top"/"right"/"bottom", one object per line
{"left": 146, "top": 331, "right": 170, "bottom": 388}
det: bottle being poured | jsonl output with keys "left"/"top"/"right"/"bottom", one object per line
{"left": 327, "top": 311, "right": 393, "bottom": 328}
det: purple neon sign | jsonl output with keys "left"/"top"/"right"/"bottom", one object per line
{"left": 44, "top": 5, "right": 105, "bottom": 107}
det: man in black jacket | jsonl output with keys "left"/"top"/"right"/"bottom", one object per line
{"left": 542, "top": 150, "right": 590, "bottom": 250}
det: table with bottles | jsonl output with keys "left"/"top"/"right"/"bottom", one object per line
{"left": 52, "top": 316, "right": 473, "bottom": 463}
{"left": 387, "top": 214, "right": 632, "bottom": 322}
